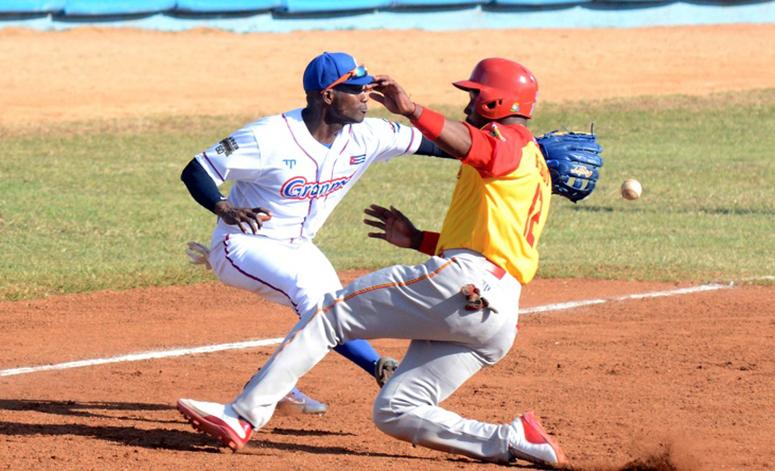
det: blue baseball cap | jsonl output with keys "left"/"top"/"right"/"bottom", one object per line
{"left": 303, "top": 52, "right": 374, "bottom": 92}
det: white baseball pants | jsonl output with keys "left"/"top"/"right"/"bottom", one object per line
{"left": 230, "top": 250, "right": 522, "bottom": 463}
{"left": 208, "top": 233, "right": 342, "bottom": 315}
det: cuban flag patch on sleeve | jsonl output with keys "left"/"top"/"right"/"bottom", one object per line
{"left": 350, "top": 154, "right": 366, "bottom": 165}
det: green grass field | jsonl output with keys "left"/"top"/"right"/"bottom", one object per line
{"left": 1, "top": 89, "right": 773, "bottom": 301}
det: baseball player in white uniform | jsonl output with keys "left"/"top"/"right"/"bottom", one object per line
{"left": 180, "top": 52, "right": 452, "bottom": 413}
{"left": 177, "top": 58, "right": 567, "bottom": 467}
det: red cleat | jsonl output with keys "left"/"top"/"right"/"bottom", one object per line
{"left": 177, "top": 398, "right": 253, "bottom": 451}
{"left": 508, "top": 411, "right": 568, "bottom": 468}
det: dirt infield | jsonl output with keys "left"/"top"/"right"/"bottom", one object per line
{"left": 2, "top": 25, "right": 775, "bottom": 128}
{"left": 2, "top": 278, "right": 774, "bottom": 470}
{"left": 1, "top": 25, "right": 775, "bottom": 470}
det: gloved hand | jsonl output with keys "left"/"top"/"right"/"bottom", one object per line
{"left": 537, "top": 130, "right": 604, "bottom": 203}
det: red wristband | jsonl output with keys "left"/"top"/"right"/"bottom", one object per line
{"left": 410, "top": 106, "right": 446, "bottom": 141}
{"left": 418, "top": 231, "right": 440, "bottom": 256}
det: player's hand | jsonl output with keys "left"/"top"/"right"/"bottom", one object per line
{"left": 214, "top": 200, "right": 271, "bottom": 234}
{"left": 367, "top": 75, "right": 418, "bottom": 118}
{"left": 363, "top": 204, "right": 422, "bottom": 249}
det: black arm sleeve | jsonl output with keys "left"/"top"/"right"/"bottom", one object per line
{"left": 415, "top": 136, "right": 456, "bottom": 159}
{"left": 180, "top": 159, "right": 225, "bottom": 214}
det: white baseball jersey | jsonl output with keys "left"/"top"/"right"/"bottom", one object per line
{"left": 195, "top": 108, "right": 421, "bottom": 242}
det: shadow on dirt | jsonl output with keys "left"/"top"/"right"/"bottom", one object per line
{"left": 0, "top": 399, "right": 427, "bottom": 459}
{"left": 0, "top": 399, "right": 179, "bottom": 424}
{"left": 250, "top": 437, "right": 437, "bottom": 461}
{"left": 0, "top": 398, "right": 222, "bottom": 451}
{"left": 270, "top": 426, "right": 356, "bottom": 437}
{"left": 0, "top": 420, "right": 221, "bottom": 452}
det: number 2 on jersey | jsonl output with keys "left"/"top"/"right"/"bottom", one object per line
{"left": 523, "top": 183, "right": 544, "bottom": 248}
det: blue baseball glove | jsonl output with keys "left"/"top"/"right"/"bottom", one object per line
{"left": 537, "top": 130, "right": 603, "bottom": 203}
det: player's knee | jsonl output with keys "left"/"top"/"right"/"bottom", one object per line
{"left": 373, "top": 396, "right": 441, "bottom": 446}
{"left": 372, "top": 409, "right": 402, "bottom": 439}
{"left": 373, "top": 389, "right": 425, "bottom": 439}
{"left": 372, "top": 393, "right": 404, "bottom": 437}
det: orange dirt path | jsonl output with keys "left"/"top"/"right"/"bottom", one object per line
{"left": 1, "top": 278, "right": 774, "bottom": 470}
{"left": 1, "top": 25, "right": 774, "bottom": 471}
{"left": 1, "top": 25, "right": 774, "bottom": 128}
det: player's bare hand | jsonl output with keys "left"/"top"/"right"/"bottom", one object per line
{"left": 214, "top": 201, "right": 271, "bottom": 234}
{"left": 363, "top": 204, "right": 422, "bottom": 249}
{"left": 368, "top": 75, "right": 418, "bottom": 118}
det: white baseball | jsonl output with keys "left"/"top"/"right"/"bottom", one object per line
{"left": 621, "top": 179, "right": 642, "bottom": 200}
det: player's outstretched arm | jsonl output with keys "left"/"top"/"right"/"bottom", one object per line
{"left": 415, "top": 136, "right": 455, "bottom": 159}
{"left": 369, "top": 75, "right": 472, "bottom": 158}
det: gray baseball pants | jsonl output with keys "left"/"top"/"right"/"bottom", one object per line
{"left": 231, "top": 249, "right": 522, "bottom": 463}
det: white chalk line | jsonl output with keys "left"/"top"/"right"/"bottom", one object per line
{"left": 0, "top": 283, "right": 734, "bottom": 378}
{"left": 740, "top": 275, "right": 775, "bottom": 282}
{"left": 0, "top": 337, "right": 284, "bottom": 378}
{"left": 520, "top": 282, "right": 731, "bottom": 314}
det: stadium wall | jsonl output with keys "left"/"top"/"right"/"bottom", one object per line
{"left": 0, "top": 0, "right": 773, "bottom": 30}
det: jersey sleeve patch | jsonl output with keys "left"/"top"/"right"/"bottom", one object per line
{"left": 462, "top": 123, "right": 529, "bottom": 178}
{"left": 197, "top": 127, "right": 263, "bottom": 183}
{"left": 214, "top": 136, "right": 239, "bottom": 156}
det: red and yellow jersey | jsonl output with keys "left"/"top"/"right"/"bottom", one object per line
{"left": 434, "top": 121, "right": 552, "bottom": 284}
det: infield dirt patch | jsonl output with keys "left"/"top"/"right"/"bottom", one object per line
{"left": 1, "top": 24, "right": 774, "bottom": 471}
{"left": 2, "top": 25, "right": 775, "bottom": 128}
{"left": 1, "top": 278, "right": 774, "bottom": 470}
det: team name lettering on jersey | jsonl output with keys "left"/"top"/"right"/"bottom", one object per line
{"left": 281, "top": 175, "right": 352, "bottom": 200}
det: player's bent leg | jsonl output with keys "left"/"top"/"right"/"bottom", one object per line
{"left": 229, "top": 255, "right": 515, "bottom": 430}
{"left": 332, "top": 339, "right": 381, "bottom": 374}
{"left": 208, "top": 234, "right": 303, "bottom": 308}
{"left": 207, "top": 235, "right": 329, "bottom": 415}
{"left": 293, "top": 242, "right": 388, "bottom": 380}
{"left": 371, "top": 339, "right": 566, "bottom": 467}
{"left": 372, "top": 340, "right": 515, "bottom": 464}
{"left": 230, "top": 304, "right": 341, "bottom": 428}
{"left": 213, "top": 235, "right": 396, "bottom": 384}
{"left": 228, "top": 263, "right": 416, "bottom": 427}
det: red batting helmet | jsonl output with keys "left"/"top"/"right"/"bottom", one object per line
{"left": 453, "top": 58, "right": 538, "bottom": 120}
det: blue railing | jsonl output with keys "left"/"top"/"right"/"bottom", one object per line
{"left": 0, "top": 0, "right": 751, "bottom": 15}
{"left": 1, "top": 0, "right": 772, "bottom": 30}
